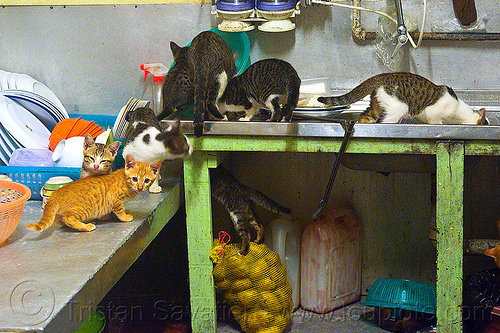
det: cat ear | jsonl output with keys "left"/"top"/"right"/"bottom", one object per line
{"left": 108, "top": 141, "right": 121, "bottom": 157}
{"left": 170, "top": 42, "right": 181, "bottom": 59}
{"left": 125, "top": 154, "right": 136, "bottom": 170}
{"left": 485, "top": 247, "right": 497, "bottom": 258}
{"left": 83, "top": 133, "right": 94, "bottom": 151}
{"left": 149, "top": 159, "right": 162, "bottom": 174}
{"left": 164, "top": 119, "right": 181, "bottom": 133}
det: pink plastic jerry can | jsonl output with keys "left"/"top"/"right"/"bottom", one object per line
{"left": 300, "top": 207, "right": 361, "bottom": 313}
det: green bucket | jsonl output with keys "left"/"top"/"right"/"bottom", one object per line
{"left": 361, "top": 278, "right": 437, "bottom": 314}
{"left": 74, "top": 309, "right": 106, "bottom": 333}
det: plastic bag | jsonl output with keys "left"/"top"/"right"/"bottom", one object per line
{"left": 210, "top": 239, "right": 293, "bottom": 333}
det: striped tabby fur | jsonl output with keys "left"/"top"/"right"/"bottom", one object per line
{"left": 210, "top": 165, "right": 291, "bottom": 255}
{"left": 80, "top": 133, "right": 121, "bottom": 178}
{"left": 218, "top": 58, "right": 301, "bottom": 122}
{"left": 318, "top": 72, "right": 486, "bottom": 124}
{"left": 27, "top": 155, "right": 161, "bottom": 232}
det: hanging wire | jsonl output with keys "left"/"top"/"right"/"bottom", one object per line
{"left": 310, "top": 0, "right": 427, "bottom": 50}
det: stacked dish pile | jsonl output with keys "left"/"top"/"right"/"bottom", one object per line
{"left": 113, "top": 97, "right": 150, "bottom": 139}
{"left": 0, "top": 70, "right": 68, "bottom": 166}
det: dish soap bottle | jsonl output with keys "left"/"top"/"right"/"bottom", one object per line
{"left": 140, "top": 63, "right": 169, "bottom": 116}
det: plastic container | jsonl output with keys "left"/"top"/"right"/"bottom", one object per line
{"left": 140, "top": 63, "right": 169, "bottom": 117}
{"left": 0, "top": 180, "right": 31, "bottom": 246}
{"left": 264, "top": 214, "right": 301, "bottom": 310}
{"left": 9, "top": 148, "right": 54, "bottom": 167}
{"left": 300, "top": 207, "right": 361, "bottom": 313}
{"left": 361, "top": 278, "right": 437, "bottom": 314}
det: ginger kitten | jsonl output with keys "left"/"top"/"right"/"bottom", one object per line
{"left": 27, "top": 155, "right": 161, "bottom": 232}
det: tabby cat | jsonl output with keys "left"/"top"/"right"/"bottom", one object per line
{"left": 122, "top": 106, "right": 192, "bottom": 193}
{"left": 218, "top": 59, "right": 301, "bottom": 122}
{"left": 210, "top": 165, "right": 291, "bottom": 255}
{"left": 26, "top": 155, "right": 161, "bottom": 232}
{"left": 157, "top": 48, "right": 193, "bottom": 120}
{"left": 80, "top": 133, "right": 121, "bottom": 178}
{"left": 318, "top": 72, "right": 487, "bottom": 125}
{"left": 158, "top": 31, "right": 236, "bottom": 137}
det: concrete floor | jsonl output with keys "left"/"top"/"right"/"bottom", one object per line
{"left": 217, "top": 303, "right": 389, "bottom": 333}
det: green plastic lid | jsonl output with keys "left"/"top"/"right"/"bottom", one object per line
{"left": 74, "top": 309, "right": 106, "bottom": 333}
{"left": 361, "top": 278, "right": 437, "bottom": 314}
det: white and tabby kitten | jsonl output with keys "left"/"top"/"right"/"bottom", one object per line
{"left": 122, "top": 107, "right": 193, "bottom": 193}
{"left": 80, "top": 133, "right": 121, "bottom": 178}
{"left": 218, "top": 58, "right": 301, "bottom": 122}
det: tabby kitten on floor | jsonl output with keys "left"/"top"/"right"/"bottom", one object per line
{"left": 122, "top": 107, "right": 192, "bottom": 193}
{"left": 158, "top": 30, "right": 236, "bottom": 137}
{"left": 318, "top": 72, "right": 487, "bottom": 125}
{"left": 210, "top": 165, "right": 291, "bottom": 255}
{"left": 26, "top": 155, "right": 161, "bottom": 232}
{"left": 157, "top": 50, "right": 193, "bottom": 119}
{"left": 218, "top": 59, "right": 301, "bottom": 122}
{"left": 80, "top": 133, "right": 121, "bottom": 178}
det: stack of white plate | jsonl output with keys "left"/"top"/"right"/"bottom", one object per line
{"left": 113, "top": 97, "right": 150, "bottom": 139}
{"left": 0, "top": 70, "right": 68, "bottom": 166}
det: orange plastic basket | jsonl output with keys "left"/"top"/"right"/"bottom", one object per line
{"left": 0, "top": 180, "right": 31, "bottom": 246}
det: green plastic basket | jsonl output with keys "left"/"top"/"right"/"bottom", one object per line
{"left": 361, "top": 278, "right": 436, "bottom": 314}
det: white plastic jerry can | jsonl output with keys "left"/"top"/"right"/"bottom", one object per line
{"left": 300, "top": 207, "right": 361, "bottom": 313}
{"left": 265, "top": 214, "right": 302, "bottom": 310}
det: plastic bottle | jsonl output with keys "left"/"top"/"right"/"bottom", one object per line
{"left": 264, "top": 214, "right": 301, "bottom": 310}
{"left": 140, "top": 63, "right": 169, "bottom": 116}
{"left": 300, "top": 207, "right": 361, "bottom": 313}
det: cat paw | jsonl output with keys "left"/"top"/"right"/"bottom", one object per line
{"left": 81, "top": 223, "right": 96, "bottom": 232}
{"left": 118, "top": 214, "right": 134, "bottom": 222}
{"left": 26, "top": 223, "right": 43, "bottom": 231}
{"left": 149, "top": 184, "right": 162, "bottom": 193}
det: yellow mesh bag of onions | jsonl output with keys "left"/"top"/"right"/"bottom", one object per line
{"left": 210, "top": 239, "right": 293, "bottom": 333}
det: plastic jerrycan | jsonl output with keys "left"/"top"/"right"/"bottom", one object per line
{"left": 301, "top": 207, "right": 361, "bottom": 313}
{"left": 265, "top": 214, "right": 301, "bottom": 310}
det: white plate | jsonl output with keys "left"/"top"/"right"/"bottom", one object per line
{"left": 14, "top": 73, "right": 36, "bottom": 92}
{"left": 2, "top": 90, "right": 65, "bottom": 121}
{"left": 0, "top": 91, "right": 59, "bottom": 131}
{"left": 32, "top": 81, "right": 68, "bottom": 118}
{"left": 0, "top": 139, "right": 9, "bottom": 165}
{"left": 8, "top": 74, "right": 17, "bottom": 90}
{"left": 0, "top": 71, "right": 10, "bottom": 90}
{"left": 0, "top": 122, "right": 18, "bottom": 152}
{"left": 0, "top": 96, "right": 50, "bottom": 149}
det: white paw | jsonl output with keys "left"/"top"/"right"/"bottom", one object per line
{"left": 149, "top": 184, "right": 162, "bottom": 193}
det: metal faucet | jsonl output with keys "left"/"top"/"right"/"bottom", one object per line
{"left": 391, "top": 0, "right": 408, "bottom": 58}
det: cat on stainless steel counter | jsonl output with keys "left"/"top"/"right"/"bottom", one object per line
{"left": 218, "top": 58, "right": 301, "bottom": 122}
{"left": 318, "top": 72, "right": 487, "bottom": 125}
{"left": 158, "top": 30, "right": 236, "bottom": 137}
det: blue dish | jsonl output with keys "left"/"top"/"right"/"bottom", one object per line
{"left": 256, "top": 0, "right": 296, "bottom": 12}
{"left": 217, "top": 0, "right": 254, "bottom": 12}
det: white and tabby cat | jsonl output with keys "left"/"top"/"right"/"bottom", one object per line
{"left": 80, "top": 133, "right": 121, "bottom": 178}
{"left": 122, "top": 107, "right": 193, "bottom": 193}
{"left": 318, "top": 72, "right": 487, "bottom": 125}
{"left": 210, "top": 165, "right": 291, "bottom": 255}
{"left": 218, "top": 58, "right": 301, "bottom": 122}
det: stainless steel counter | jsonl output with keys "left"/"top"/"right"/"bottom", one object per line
{"left": 0, "top": 183, "right": 180, "bottom": 333}
{"left": 178, "top": 118, "right": 500, "bottom": 140}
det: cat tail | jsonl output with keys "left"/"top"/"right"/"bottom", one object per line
{"left": 26, "top": 201, "right": 59, "bottom": 231}
{"left": 193, "top": 70, "right": 206, "bottom": 137}
{"left": 317, "top": 75, "right": 380, "bottom": 106}
{"left": 250, "top": 190, "right": 291, "bottom": 214}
